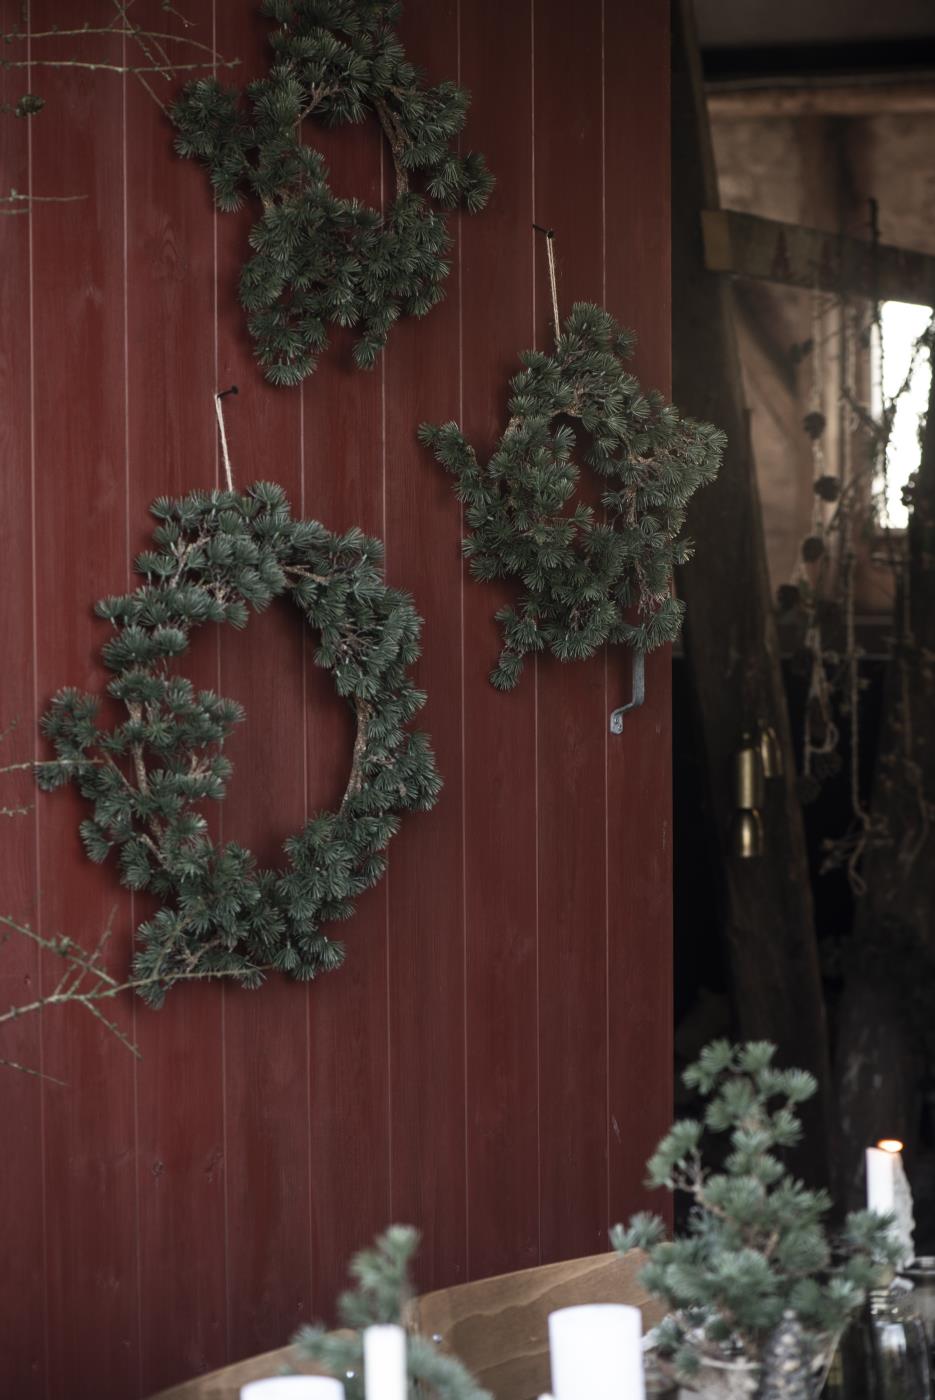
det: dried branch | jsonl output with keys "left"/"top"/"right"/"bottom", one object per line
{"left": 3, "top": 57, "right": 232, "bottom": 75}
{"left": 0, "top": 0, "right": 239, "bottom": 128}
{"left": 0, "top": 910, "right": 273, "bottom": 1080}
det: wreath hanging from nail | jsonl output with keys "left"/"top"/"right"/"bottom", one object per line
{"left": 420, "top": 301, "right": 725, "bottom": 690}
{"left": 172, "top": 0, "right": 494, "bottom": 387}
{"left": 36, "top": 482, "right": 441, "bottom": 1004}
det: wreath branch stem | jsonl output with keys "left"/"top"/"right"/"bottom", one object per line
{"left": 373, "top": 97, "right": 410, "bottom": 197}
{"left": 342, "top": 699, "right": 372, "bottom": 809}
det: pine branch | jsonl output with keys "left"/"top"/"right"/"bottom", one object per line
{"left": 295, "top": 1227, "right": 491, "bottom": 1400}
{"left": 612, "top": 1041, "right": 900, "bottom": 1383}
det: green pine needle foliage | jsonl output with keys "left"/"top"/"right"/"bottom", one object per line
{"left": 294, "top": 1226, "right": 491, "bottom": 1400}
{"left": 172, "top": 1, "right": 494, "bottom": 386}
{"left": 420, "top": 303, "right": 725, "bottom": 689}
{"left": 36, "top": 484, "right": 441, "bottom": 1004}
{"left": 611, "top": 1041, "right": 900, "bottom": 1384}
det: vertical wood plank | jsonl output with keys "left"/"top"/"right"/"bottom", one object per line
{"left": 29, "top": 5, "right": 138, "bottom": 1395}
{"left": 533, "top": 0, "right": 610, "bottom": 1263}
{"left": 124, "top": 3, "right": 228, "bottom": 1391}
{"left": 300, "top": 115, "right": 391, "bottom": 1322}
{"left": 211, "top": 0, "right": 313, "bottom": 1362}
{"left": 0, "top": 2, "right": 45, "bottom": 1388}
{"left": 605, "top": 0, "right": 675, "bottom": 1229}
{"left": 383, "top": 0, "right": 467, "bottom": 1294}
{"left": 459, "top": 0, "right": 540, "bottom": 1282}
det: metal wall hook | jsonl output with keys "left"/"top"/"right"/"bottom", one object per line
{"left": 609, "top": 650, "right": 645, "bottom": 735}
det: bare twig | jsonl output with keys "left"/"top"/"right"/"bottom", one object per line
{"left": 0, "top": 1056, "right": 66, "bottom": 1086}
{"left": 0, "top": 3, "right": 238, "bottom": 133}
{"left": 0, "top": 910, "right": 274, "bottom": 1080}
{"left": 2, "top": 58, "right": 232, "bottom": 75}
{"left": 1, "top": 190, "right": 86, "bottom": 217}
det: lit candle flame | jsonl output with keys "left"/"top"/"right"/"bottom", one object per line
{"left": 877, "top": 1138, "right": 904, "bottom": 1154}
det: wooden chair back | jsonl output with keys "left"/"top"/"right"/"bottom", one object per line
{"left": 148, "top": 1251, "right": 660, "bottom": 1400}
{"left": 147, "top": 1344, "right": 322, "bottom": 1400}
{"left": 406, "top": 1249, "right": 662, "bottom": 1400}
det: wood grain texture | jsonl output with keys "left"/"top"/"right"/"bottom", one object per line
{"left": 701, "top": 206, "right": 935, "bottom": 306}
{"left": 459, "top": 0, "right": 539, "bottom": 1285}
{"left": 604, "top": 0, "right": 675, "bottom": 1230}
{"left": 0, "top": 1, "right": 44, "bottom": 1389}
{"left": 410, "top": 1249, "right": 664, "bottom": 1400}
{"left": 301, "top": 76, "right": 391, "bottom": 1325}
{"left": 0, "top": 2, "right": 673, "bottom": 1394}
{"left": 533, "top": 0, "right": 610, "bottom": 1266}
{"left": 384, "top": 0, "right": 467, "bottom": 1295}
{"left": 29, "top": 7, "right": 138, "bottom": 1395}
{"left": 125, "top": 6, "right": 228, "bottom": 1392}
{"left": 214, "top": 0, "right": 313, "bottom": 1359}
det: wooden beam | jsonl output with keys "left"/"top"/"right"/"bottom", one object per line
{"left": 702, "top": 207, "right": 935, "bottom": 307}
{"left": 707, "top": 81, "right": 935, "bottom": 120}
{"left": 672, "top": 0, "right": 832, "bottom": 1184}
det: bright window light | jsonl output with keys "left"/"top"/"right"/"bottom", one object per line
{"left": 872, "top": 301, "right": 932, "bottom": 529}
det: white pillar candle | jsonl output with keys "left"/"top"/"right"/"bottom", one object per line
{"left": 867, "top": 1142, "right": 895, "bottom": 1220}
{"left": 364, "top": 1323, "right": 408, "bottom": 1400}
{"left": 866, "top": 1141, "right": 902, "bottom": 1215}
{"left": 548, "top": 1303, "right": 646, "bottom": 1400}
{"left": 241, "top": 1379, "right": 346, "bottom": 1400}
{"left": 866, "top": 1138, "right": 915, "bottom": 1267}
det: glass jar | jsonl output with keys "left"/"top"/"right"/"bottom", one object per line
{"left": 821, "top": 1314, "right": 872, "bottom": 1400}
{"left": 898, "top": 1259, "right": 935, "bottom": 1357}
{"left": 866, "top": 1289, "right": 933, "bottom": 1400}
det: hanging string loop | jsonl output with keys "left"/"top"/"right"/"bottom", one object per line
{"left": 215, "top": 384, "right": 238, "bottom": 492}
{"left": 533, "top": 223, "right": 561, "bottom": 345}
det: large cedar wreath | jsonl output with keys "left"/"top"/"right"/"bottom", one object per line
{"left": 420, "top": 303, "right": 725, "bottom": 690}
{"left": 172, "top": 0, "right": 494, "bottom": 387}
{"left": 36, "top": 483, "right": 441, "bottom": 1004}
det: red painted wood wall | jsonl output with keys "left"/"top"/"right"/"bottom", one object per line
{"left": 0, "top": 2, "right": 672, "bottom": 1395}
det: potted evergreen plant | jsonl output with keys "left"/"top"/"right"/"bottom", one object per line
{"left": 612, "top": 1041, "right": 900, "bottom": 1400}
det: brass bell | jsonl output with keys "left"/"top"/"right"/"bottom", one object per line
{"left": 759, "top": 725, "right": 783, "bottom": 780}
{"left": 731, "top": 809, "right": 764, "bottom": 859}
{"left": 733, "top": 739, "right": 766, "bottom": 811}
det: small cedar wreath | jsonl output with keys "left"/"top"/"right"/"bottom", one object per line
{"left": 172, "top": 0, "right": 495, "bottom": 387}
{"left": 420, "top": 302, "right": 725, "bottom": 690}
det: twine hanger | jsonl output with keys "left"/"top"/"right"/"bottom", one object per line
{"left": 533, "top": 223, "right": 561, "bottom": 344}
{"left": 214, "top": 384, "right": 238, "bottom": 491}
